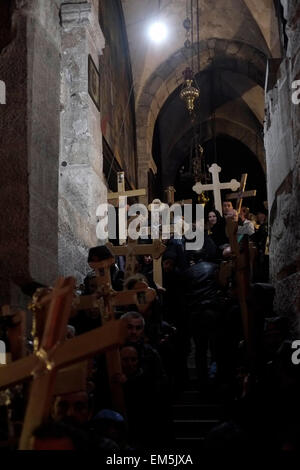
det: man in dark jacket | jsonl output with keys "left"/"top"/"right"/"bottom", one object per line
{"left": 183, "top": 251, "right": 220, "bottom": 387}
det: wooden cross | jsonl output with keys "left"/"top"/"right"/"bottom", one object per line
{"left": 225, "top": 217, "right": 254, "bottom": 369}
{"left": 160, "top": 191, "right": 192, "bottom": 239}
{"left": 107, "top": 171, "right": 146, "bottom": 244}
{"left": 148, "top": 199, "right": 170, "bottom": 286}
{"left": 0, "top": 277, "right": 128, "bottom": 450}
{"left": 107, "top": 171, "right": 146, "bottom": 207}
{"left": 78, "top": 245, "right": 156, "bottom": 412}
{"left": 164, "top": 186, "right": 176, "bottom": 205}
{"left": 193, "top": 163, "right": 240, "bottom": 215}
{"left": 107, "top": 238, "right": 166, "bottom": 286}
{"left": 85, "top": 246, "right": 157, "bottom": 320}
{"left": 164, "top": 186, "right": 192, "bottom": 206}
{"left": 226, "top": 174, "right": 257, "bottom": 214}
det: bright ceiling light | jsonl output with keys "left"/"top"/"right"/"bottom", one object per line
{"left": 148, "top": 22, "right": 167, "bottom": 43}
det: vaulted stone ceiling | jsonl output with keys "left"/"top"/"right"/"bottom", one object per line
{"left": 121, "top": 0, "right": 281, "bottom": 202}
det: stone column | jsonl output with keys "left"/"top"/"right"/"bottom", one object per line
{"left": 264, "top": 0, "right": 300, "bottom": 334}
{"left": 0, "top": 0, "right": 61, "bottom": 304}
{"left": 59, "top": 1, "right": 106, "bottom": 281}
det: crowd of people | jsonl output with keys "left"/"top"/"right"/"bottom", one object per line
{"left": 1, "top": 200, "right": 300, "bottom": 454}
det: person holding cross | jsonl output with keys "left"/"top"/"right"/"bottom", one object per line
{"left": 237, "top": 206, "right": 255, "bottom": 238}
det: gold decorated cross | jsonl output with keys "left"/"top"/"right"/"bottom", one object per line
{"left": 0, "top": 277, "right": 128, "bottom": 449}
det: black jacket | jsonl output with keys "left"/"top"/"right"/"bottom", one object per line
{"left": 183, "top": 261, "right": 219, "bottom": 311}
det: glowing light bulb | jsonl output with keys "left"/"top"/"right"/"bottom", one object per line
{"left": 148, "top": 22, "right": 167, "bottom": 43}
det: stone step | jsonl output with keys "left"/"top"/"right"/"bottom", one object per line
{"left": 173, "top": 390, "right": 217, "bottom": 405}
{"left": 173, "top": 419, "right": 220, "bottom": 438}
{"left": 172, "top": 403, "right": 224, "bottom": 420}
{"left": 174, "top": 436, "right": 205, "bottom": 452}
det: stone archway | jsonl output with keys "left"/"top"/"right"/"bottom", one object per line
{"left": 136, "top": 38, "right": 267, "bottom": 194}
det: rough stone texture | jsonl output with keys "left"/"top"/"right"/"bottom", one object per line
{"left": 59, "top": 1, "right": 106, "bottom": 281}
{"left": 98, "top": 0, "right": 137, "bottom": 188}
{"left": 0, "top": 0, "right": 61, "bottom": 304}
{"left": 0, "top": 0, "right": 107, "bottom": 306}
{"left": 264, "top": 1, "right": 300, "bottom": 335}
{"left": 122, "top": 0, "right": 276, "bottom": 105}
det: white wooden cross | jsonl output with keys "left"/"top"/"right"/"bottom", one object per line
{"left": 226, "top": 174, "right": 257, "bottom": 214}
{"left": 192, "top": 163, "right": 240, "bottom": 215}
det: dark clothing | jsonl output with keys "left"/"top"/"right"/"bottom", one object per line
{"left": 139, "top": 262, "right": 156, "bottom": 289}
{"left": 183, "top": 261, "right": 219, "bottom": 310}
{"left": 254, "top": 223, "right": 268, "bottom": 252}
{"left": 122, "top": 368, "right": 158, "bottom": 448}
{"left": 183, "top": 261, "right": 220, "bottom": 385}
{"left": 209, "top": 218, "right": 229, "bottom": 248}
{"left": 185, "top": 232, "right": 218, "bottom": 265}
{"left": 253, "top": 223, "right": 269, "bottom": 282}
{"left": 163, "top": 238, "right": 189, "bottom": 271}
{"left": 70, "top": 310, "right": 102, "bottom": 335}
{"left": 134, "top": 341, "right": 167, "bottom": 392}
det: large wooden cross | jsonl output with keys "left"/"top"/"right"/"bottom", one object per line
{"left": 85, "top": 246, "right": 157, "bottom": 320}
{"left": 164, "top": 186, "right": 192, "bottom": 206}
{"left": 79, "top": 245, "right": 156, "bottom": 411}
{"left": 106, "top": 238, "right": 166, "bottom": 285}
{"left": 107, "top": 171, "right": 146, "bottom": 207}
{"left": 226, "top": 174, "right": 257, "bottom": 214}
{"left": 225, "top": 217, "right": 254, "bottom": 369}
{"left": 107, "top": 171, "right": 147, "bottom": 244}
{"left": 0, "top": 277, "right": 128, "bottom": 450}
{"left": 193, "top": 164, "right": 240, "bottom": 215}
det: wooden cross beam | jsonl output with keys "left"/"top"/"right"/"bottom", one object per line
{"left": 226, "top": 173, "right": 257, "bottom": 214}
{"left": 107, "top": 171, "right": 147, "bottom": 244}
{"left": 0, "top": 277, "right": 78, "bottom": 449}
{"left": 164, "top": 186, "right": 176, "bottom": 205}
{"left": 80, "top": 245, "right": 157, "bottom": 411}
{"left": 0, "top": 318, "right": 126, "bottom": 449}
{"left": 193, "top": 163, "right": 240, "bottom": 215}
{"left": 106, "top": 238, "right": 166, "bottom": 285}
{"left": 225, "top": 217, "right": 254, "bottom": 368}
{"left": 86, "top": 246, "right": 157, "bottom": 319}
{"left": 107, "top": 171, "right": 146, "bottom": 206}
{"left": 148, "top": 199, "right": 170, "bottom": 286}
{"left": 164, "top": 186, "right": 192, "bottom": 206}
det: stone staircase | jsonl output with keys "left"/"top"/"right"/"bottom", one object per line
{"left": 172, "top": 371, "right": 225, "bottom": 451}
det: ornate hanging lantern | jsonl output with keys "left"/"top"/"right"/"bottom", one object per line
{"left": 180, "top": 67, "right": 200, "bottom": 114}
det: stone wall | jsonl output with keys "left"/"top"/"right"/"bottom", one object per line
{"left": 99, "top": 0, "right": 137, "bottom": 188}
{"left": 59, "top": 1, "right": 106, "bottom": 281}
{"left": 264, "top": 0, "right": 300, "bottom": 335}
{"left": 0, "top": 0, "right": 106, "bottom": 305}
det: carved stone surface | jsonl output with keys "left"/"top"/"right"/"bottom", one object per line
{"left": 0, "top": 0, "right": 61, "bottom": 304}
{"left": 265, "top": 1, "right": 300, "bottom": 334}
{"left": 59, "top": 0, "right": 106, "bottom": 280}
{"left": 0, "top": 0, "right": 106, "bottom": 304}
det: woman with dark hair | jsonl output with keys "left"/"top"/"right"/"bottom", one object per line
{"left": 206, "top": 208, "right": 228, "bottom": 249}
